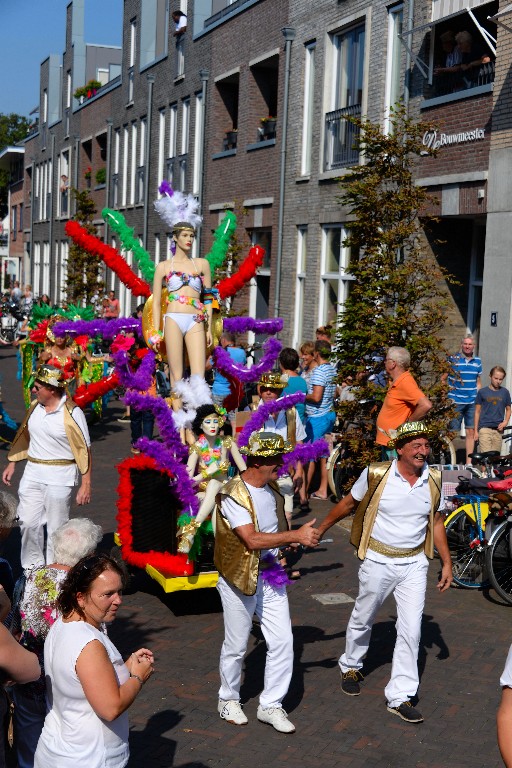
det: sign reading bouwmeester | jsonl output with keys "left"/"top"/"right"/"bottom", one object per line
{"left": 422, "top": 128, "right": 486, "bottom": 151}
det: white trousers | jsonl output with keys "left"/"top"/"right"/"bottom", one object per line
{"left": 217, "top": 575, "right": 294, "bottom": 708}
{"left": 17, "top": 474, "right": 73, "bottom": 569}
{"left": 339, "top": 556, "right": 429, "bottom": 708}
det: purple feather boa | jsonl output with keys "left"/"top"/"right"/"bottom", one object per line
{"left": 112, "top": 348, "right": 155, "bottom": 392}
{"left": 134, "top": 437, "right": 199, "bottom": 516}
{"left": 260, "top": 553, "right": 291, "bottom": 588}
{"left": 237, "top": 393, "right": 306, "bottom": 447}
{"left": 214, "top": 337, "right": 282, "bottom": 383}
{"left": 158, "top": 180, "right": 174, "bottom": 197}
{"left": 53, "top": 317, "right": 142, "bottom": 339}
{"left": 123, "top": 390, "right": 188, "bottom": 461}
{"left": 223, "top": 317, "right": 283, "bottom": 335}
{"left": 278, "top": 439, "right": 330, "bottom": 477}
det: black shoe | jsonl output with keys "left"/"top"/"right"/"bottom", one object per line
{"left": 387, "top": 701, "right": 424, "bottom": 723}
{"left": 340, "top": 668, "right": 364, "bottom": 696}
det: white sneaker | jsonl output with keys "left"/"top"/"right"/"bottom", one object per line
{"left": 218, "top": 699, "right": 248, "bottom": 725}
{"left": 257, "top": 705, "right": 295, "bottom": 733}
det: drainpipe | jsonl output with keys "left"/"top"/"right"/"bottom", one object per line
{"left": 403, "top": 0, "right": 414, "bottom": 114}
{"left": 28, "top": 156, "right": 35, "bottom": 288}
{"left": 197, "top": 68, "right": 209, "bottom": 256}
{"left": 274, "top": 27, "right": 295, "bottom": 318}
{"left": 104, "top": 118, "right": 113, "bottom": 244}
{"left": 143, "top": 75, "right": 155, "bottom": 251}
{"left": 48, "top": 133, "right": 55, "bottom": 297}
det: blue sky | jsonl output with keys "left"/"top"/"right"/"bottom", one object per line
{"left": 1, "top": 0, "right": 123, "bottom": 118}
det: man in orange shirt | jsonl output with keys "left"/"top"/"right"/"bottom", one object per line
{"left": 376, "top": 347, "right": 432, "bottom": 459}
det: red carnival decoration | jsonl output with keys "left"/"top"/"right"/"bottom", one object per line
{"left": 72, "top": 371, "right": 120, "bottom": 408}
{"left": 65, "top": 221, "right": 151, "bottom": 297}
{"left": 217, "top": 245, "right": 265, "bottom": 299}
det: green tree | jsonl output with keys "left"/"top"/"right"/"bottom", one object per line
{"left": 66, "top": 189, "right": 104, "bottom": 304}
{"left": 334, "top": 105, "right": 456, "bottom": 475}
{"left": 0, "top": 113, "right": 31, "bottom": 218}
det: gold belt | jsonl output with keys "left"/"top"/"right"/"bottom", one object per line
{"left": 28, "top": 456, "right": 76, "bottom": 466}
{"left": 368, "top": 537, "right": 423, "bottom": 558}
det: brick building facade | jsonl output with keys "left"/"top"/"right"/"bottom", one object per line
{"left": 11, "top": 0, "right": 511, "bottom": 375}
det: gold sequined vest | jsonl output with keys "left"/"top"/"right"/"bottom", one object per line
{"left": 214, "top": 475, "right": 287, "bottom": 596}
{"left": 350, "top": 461, "right": 441, "bottom": 561}
{"left": 8, "top": 398, "right": 90, "bottom": 475}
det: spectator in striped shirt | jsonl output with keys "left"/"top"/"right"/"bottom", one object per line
{"left": 445, "top": 336, "right": 482, "bottom": 463}
{"left": 305, "top": 341, "right": 337, "bottom": 500}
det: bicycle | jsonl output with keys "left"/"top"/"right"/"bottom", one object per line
{"left": 442, "top": 494, "right": 491, "bottom": 588}
{"left": 485, "top": 493, "right": 512, "bottom": 604}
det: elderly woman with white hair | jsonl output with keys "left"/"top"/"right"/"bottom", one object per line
{"left": 11, "top": 517, "right": 103, "bottom": 768}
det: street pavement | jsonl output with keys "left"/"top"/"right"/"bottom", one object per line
{"left": 0, "top": 345, "right": 509, "bottom": 768}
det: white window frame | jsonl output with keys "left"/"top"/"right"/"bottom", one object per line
{"left": 59, "top": 240, "right": 68, "bottom": 304}
{"left": 181, "top": 98, "right": 190, "bottom": 155}
{"left": 42, "top": 241, "right": 50, "bottom": 297}
{"left": 301, "top": 43, "right": 316, "bottom": 177}
{"left": 192, "top": 92, "right": 203, "bottom": 195}
{"left": 319, "top": 225, "right": 354, "bottom": 326}
{"left": 130, "top": 122, "right": 137, "bottom": 205}
{"left": 384, "top": 4, "right": 404, "bottom": 133}
{"left": 158, "top": 108, "right": 166, "bottom": 190}
{"left": 169, "top": 103, "right": 178, "bottom": 158}
{"left": 33, "top": 242, "right": 41, "bottom": 296}
{"left": 154, "top": 233, "right": 161, "bottom": 264}
{"left": 122, "top": 126, "right": 129, "bottom": 206}
{"left": 292, "top": 226, "right": 308, "bottom": 349}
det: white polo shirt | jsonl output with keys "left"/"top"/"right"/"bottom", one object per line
{"left": 24, "top": 396, "right": 91, "bottom": 487}
{"left": 351, "top": 460, "right": 444, "bottom": 564}
{"left": 261, "top": 400, "right": 307, "bottom": 442}
{"left": 221, "top": 482, "right": 279, "bottom": 559}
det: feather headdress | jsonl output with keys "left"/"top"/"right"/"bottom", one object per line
{"left": 154, "top": 180, "right": 202, "bottom": 231}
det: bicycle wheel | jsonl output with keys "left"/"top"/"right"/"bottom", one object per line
{"left": 444, "top": 508, "right": 489, "bottom": 588}
{"left": 327, "top": 442, "right": 357, "bottom": 501}
{"left": 486, "top": 522, "right": 512, "bottom": 604}
{"left": 428, "top": 436, "right": 456, "bottom": 466}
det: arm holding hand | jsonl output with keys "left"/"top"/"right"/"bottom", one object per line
{"left": 317, "top": 493, "right": 358, "bottom": 538}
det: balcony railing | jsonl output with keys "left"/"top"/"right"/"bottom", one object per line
{"left": 112, "top": 173, "right": 119, "bottom": 207}
{"left": 324, "top": 104, "right": 361, "bottom": 171}
{"left": 430, "top": 60, "right": 495, "bottom": 98}
{"left": 165, "top": 157, "right": 175, "bottom": 185}
{"left": 136, "top": 166, "right": 145, "bottom": 204}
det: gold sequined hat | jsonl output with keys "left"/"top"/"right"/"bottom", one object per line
{"left": 258, "top": 372, "right": 288, "bottom": 390}
{"left": 388, "top": 421, "right": 433, "bottom": 448}
{"left": 34, "top": 364, "right": 66, "bottom": 389}
{"left": 239, "top": 431, "right": 293, "bottom": 457}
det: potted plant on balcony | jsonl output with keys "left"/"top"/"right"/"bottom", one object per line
{"left": 95, "top": 167, "right": 106, "bottom": 186}
{"left": 74, "top": 79, "right": 102, "bottom": 103}
{"left": 260, "top": 116, "right": 277, "bottom": 138}
{"left": 84, "top": 167, "right": 92, "bottom": 188}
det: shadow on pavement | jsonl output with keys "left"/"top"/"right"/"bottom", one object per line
{"left": 127, "top": 710, "right": 181, "bottom": 767}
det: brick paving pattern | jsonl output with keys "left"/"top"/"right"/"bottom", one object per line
{"left": 0, "top": 346, "right": 508, "bottom": 767}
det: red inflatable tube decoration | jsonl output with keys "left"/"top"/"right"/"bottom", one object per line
{"left": 65, "top": 221, "right": 151, "bottom": 298}
{"left": 116, "top": 454, "right": 194, "bottom": 575}
{"left": 73, "top": 371, "right": 120, "bottom": 408}
{"left": 217, "top": 245, "right": 265, "bottom": 299}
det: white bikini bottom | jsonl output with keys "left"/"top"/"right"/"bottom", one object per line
{"left": 164, "top": 312, "right": 198, "bottom": 336}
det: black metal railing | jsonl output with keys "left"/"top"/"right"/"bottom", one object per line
{"left": 136, "top": 166, "right": 145, "bottom": 204}
{"left": 324, "top": 104, "right": 361, "bottom": 171}
{"left": 112, "top": 173, "right": 119, "bottom": 207}
{"left": 431, "top": 60, "right": 495, "bottom": 97}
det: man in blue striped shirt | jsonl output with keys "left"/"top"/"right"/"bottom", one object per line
{"left": 446, "top": 336, "right": 482, "bottom": 463}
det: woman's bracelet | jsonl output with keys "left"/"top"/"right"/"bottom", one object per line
{"left": 129, "top": 671, "right": 144, "bottom": 686}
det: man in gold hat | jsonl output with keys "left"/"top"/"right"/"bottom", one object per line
{"left": 214, "top": 431, "right": 319, "bottom": 733}
{"left": 2, "top": 365, "right": 91, "bottom": 569}
{"left": 316, "top": 421, "right": 452, "bottom": 724}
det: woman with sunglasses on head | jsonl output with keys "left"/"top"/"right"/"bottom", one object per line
{"left": 34, "top": 554, "right": 154, "bottom": 768}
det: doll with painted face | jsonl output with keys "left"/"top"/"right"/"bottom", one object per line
{"left": 177, "top": 404, "right": 246, "bottom": 554}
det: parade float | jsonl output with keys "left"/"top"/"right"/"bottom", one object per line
{"left": 26, "top": 185, "right": 330, "bottom": 593}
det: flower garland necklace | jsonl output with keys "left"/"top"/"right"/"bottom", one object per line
{"left": 197, "top": 433, "right": 222, "bottom": 467}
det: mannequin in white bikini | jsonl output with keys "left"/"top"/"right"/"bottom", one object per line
{"left": 151, "top": 222, "right": 213, "bottom": 402}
